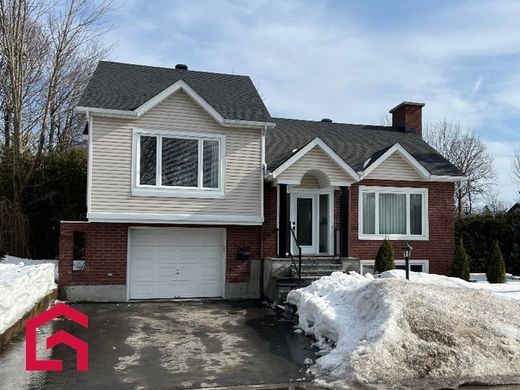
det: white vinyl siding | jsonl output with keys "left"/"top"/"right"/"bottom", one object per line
{"left": 89, "top": 90, "right": 262, "bottom": 220}
{"left": 277, "top": 146, "right": 355, "bottom": 186}
{"left": 365, "top": 152, "right": 424, "bottom": 181}
{"left": 358, "top": 186, "right": 429, "bottom": 240}
{"left": 297, "top": 173, "right": 321, "bottom": 188}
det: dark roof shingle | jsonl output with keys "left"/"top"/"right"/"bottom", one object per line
{"left": 78, "top": 61, "right": 271, "bottom": 122}
{"left": 79, "top": 61, "right": 463, "bottom": 178}
{"left": 267, "top": 118, "right": 464, "bottom": 177}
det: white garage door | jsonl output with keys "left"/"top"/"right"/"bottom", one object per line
{"left": 128, "top": 228, "right": 225, "bottom": 299}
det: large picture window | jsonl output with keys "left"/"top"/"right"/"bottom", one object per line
{"left": 359, "top": 187, "right": 428, "bottom": 239}
{"left": 134, "top": 129, "right": 224, "bottom": 197}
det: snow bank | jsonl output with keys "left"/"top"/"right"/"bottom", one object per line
{"left": 1, "top": 255, "right": 59, "bottom": 281}
{"left": 0, "top": 262, "right": 57, "bottom": 334}
{"left": 288, "top": 271, "right": 520, "bottom": 387}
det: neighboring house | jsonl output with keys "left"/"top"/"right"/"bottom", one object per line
{"left": 59, "top": 61, "right": 465, "bottom": 301}
{"left": 508, "top": 203, "right": 520, "bottom": 214}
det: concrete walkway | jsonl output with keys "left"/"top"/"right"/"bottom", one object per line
{"left": 0, "top": 301, "right": 315, "bottom": 389}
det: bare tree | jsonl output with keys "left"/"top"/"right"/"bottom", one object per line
{"left": 512, "top": 147, "right": 520, "bottom": 190}
{"left": 0, "top": 0, "right": 110, "bottom": 206}
{"left": 424, "top": 120, "right": 496, "bottom": 216}
{"left": 379, "top": 112, "right": 391, "bottom": 126}
{"left": 480, "top": 189, "right": 507, "bottom": 215}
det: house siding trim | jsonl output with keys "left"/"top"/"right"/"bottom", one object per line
{"left": 87, "top": 212, "right": 263, "bottom": 225}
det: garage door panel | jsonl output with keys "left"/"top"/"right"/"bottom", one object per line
{"left": 129, "top": 228, "right": 225, "bottom": 299}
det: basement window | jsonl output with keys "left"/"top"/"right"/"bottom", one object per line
{"left": 72, "top": 231, "right": 86, "bottom": 272}
{"left": 360, "top": 260, "right": 429, "bottom": 275}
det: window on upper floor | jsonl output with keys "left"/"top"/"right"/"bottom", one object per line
{"left": 359, "top": 186, "right": 428, "bottom": 240}
{"left": 133, "top": 129, "right": 224, "bottom": 198}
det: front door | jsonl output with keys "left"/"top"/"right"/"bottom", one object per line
{"left": 289, "top": 191, "right": 332, "bottom": 255}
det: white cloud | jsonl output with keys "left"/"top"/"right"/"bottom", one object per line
{"left": 472, "top": 76, "right": 483, "bottom": 93}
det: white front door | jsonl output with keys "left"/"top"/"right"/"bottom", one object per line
{"left": 289, "top": 191, "right": 333, "bottom": 255}
{"left": 128, "top": 228, "right": 225, "bottom": 299}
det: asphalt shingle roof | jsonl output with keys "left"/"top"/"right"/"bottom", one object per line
{"left": 78, "top": 61, "right": 271, "bottom": 122}
{"left": 79, "top": 61, "right": 463, "bottom": 178}
{"left": 267, "top": 118, "right": 464, "bottom": 177}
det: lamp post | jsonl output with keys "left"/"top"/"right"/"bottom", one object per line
{"left": 401, "top": 242, "right": 413, "bottom": 280}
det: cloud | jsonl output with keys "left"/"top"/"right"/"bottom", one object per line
{"left": 472, "top": 76, "right": 483, "bottom": 93}
{"left": 486, "top": 141, "right": 520, "bottom": 204}
{"left": 103, "top": 0, "right": 520, "bottom": 202}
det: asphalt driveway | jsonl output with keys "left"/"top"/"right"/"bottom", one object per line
{"left": 0, "top": 301, "right": 315, "bottom": 389}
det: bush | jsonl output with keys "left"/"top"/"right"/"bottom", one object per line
{"left": 511, "top": 221, "right": 520, "bottom": 276}
{"left": 375, "top": 239, "right": 395, "bottom": 273}
{"left": 452, "top": 239, "right": 470, "bottom": 281}
{"left": 486, "top": 240, "right": 506, "bottom": 284}
{"left": 456, "top": 213, "right": 519, "bottom": 274}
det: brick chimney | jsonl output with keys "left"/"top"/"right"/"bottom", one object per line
{"left": 389, "top": 101, "right": 425, "bottom": 137}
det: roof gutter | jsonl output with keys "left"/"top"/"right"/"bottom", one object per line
{"left": 76, "top": 106, "right": 138, "bottom": 119}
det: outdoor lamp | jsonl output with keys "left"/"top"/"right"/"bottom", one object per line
{"left": 401, "top": 242, "right": 413, "bottom": 280}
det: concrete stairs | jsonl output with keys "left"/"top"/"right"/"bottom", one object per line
{"left": 274, "top": 257, "right": 343, "bottom": 303}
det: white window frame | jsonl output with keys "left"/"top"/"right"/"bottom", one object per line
{"left": 360, "top": 259, "right": 429, "bottom": 275}
{"left": 131, "top": 128, "right": 226, "bottom": 198}
{"left": 358, "top": 186, "right": 428, "bottom": 240}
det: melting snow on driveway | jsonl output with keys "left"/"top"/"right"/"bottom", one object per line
{"left": 287, "top": 270, "right": 520, "bottom": 389}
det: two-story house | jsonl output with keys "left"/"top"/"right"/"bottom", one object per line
{"left": 59, "top": 61, "right": 464, "bottom": 301}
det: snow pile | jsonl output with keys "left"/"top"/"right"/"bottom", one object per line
{"left": 288, "top": 271, "right": 520, "bottom": 387}
{"left": 1, "top": 255, "right": 59, "bottom": 281}
{"left": 0, "top": 262, "right": 57, "bottom": 334}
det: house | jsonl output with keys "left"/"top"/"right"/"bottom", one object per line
{"left": 59, "top": 61, "right": 465, "bottom": 302}
{"left": 508, "top": 203, "right": 520, "bottom": 214}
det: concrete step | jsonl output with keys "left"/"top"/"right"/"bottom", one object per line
{"left": 297, "top": 263, "right": 342, "bottom": 269}
{"left": 298, "top": 270, "right": 339, "bottom": 277}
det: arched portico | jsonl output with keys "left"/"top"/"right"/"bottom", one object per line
{"left": 276, "top": 168, "right": 351, "bottom": 257}
{"left": 271, "top": 138, "right": 358, "bottom": 258}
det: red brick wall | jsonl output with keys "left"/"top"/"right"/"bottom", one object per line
{"left": 60, "top": 223, "right": 261, "bottom": 286}
{"left": 59, "top": 223, "right": 128, "bottom": 286}
{"left": 349, "top": 179, "right": 456, "bottom": 275}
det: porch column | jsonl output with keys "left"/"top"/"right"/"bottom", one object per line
{"left": 339, "top": 186, "right": 349, "bottom": 257}
{"left": 278, "top": 184, "right": 288, "bottom": 258}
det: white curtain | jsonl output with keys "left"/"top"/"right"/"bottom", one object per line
{"left": 379, "top": 193, "right": 406, "bottom": 234}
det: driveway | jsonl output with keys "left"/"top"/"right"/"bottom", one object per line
{"left": 0, "top": 301, "right": 315, "bottom": 389}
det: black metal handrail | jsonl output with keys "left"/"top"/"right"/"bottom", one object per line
{"left": 289, "top": 225, "right": 302, "bottom": 281}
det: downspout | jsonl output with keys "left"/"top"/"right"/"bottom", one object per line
{"left": 260, "top": 124, "right": 267, "bottom": 299}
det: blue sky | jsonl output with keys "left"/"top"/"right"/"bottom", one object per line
{"left": 104, "top": 0, "right": 520, "bottom": 204}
